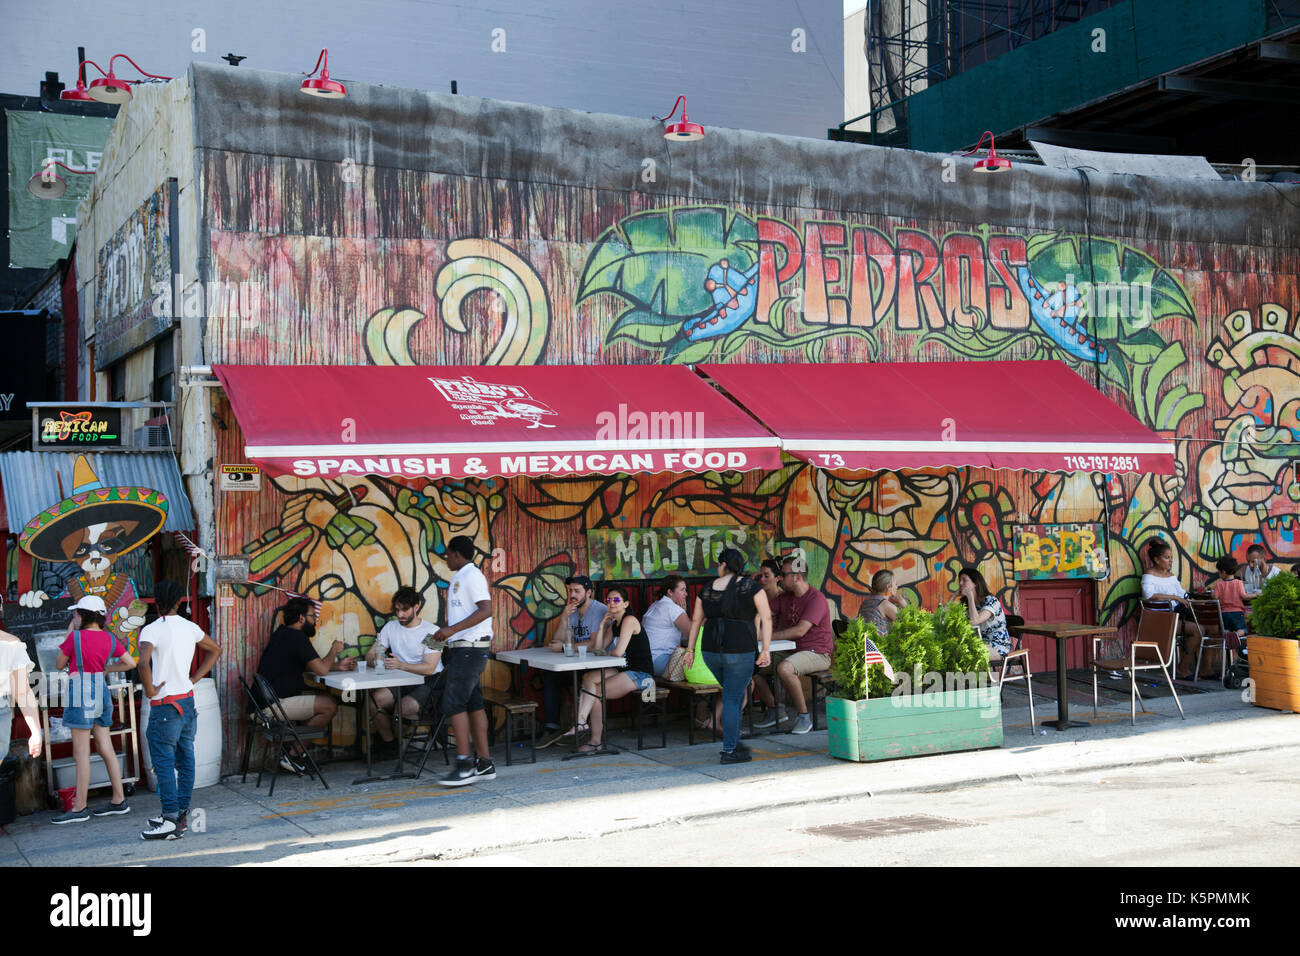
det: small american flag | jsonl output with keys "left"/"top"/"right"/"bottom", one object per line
{"left": 173, "top": 531, "right": 203, "bottom": 557}
{"left": 864, "top": 637, "right": 886, "bottom": 667}
{"left": 288, "top": 591, "right": 323, "bottom": 615}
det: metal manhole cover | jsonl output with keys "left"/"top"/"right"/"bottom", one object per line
{"left": 802, "top": 814, "right": 977, "bottom": 841}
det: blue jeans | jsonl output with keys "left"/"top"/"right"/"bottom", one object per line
{"left": 702, "top": 651, "right": 754, "bottom": 753}
{"left": 146, "top": 697, "right": 197, "bottom": 818}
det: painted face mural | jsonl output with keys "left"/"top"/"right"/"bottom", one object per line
{"left": 17, "top": 456, "right": 166, "bottom": 657}
{"left": 1200, "top": 304, "right": 1300, "bottom": 560}
{"left": 208, "top": 186, "right": 1296, "bottom": 658}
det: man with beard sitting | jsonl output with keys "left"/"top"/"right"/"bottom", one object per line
{"left": 254, "top": 597, "right": 346, "bottom": 773}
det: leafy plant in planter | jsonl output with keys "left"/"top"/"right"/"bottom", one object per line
{"left": 1250, "top": 573, "right": 1300, "bottom": 640}
{"left": 826, "top": 603, "right": 1003, "bottom": 762}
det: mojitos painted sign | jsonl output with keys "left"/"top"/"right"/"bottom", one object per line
{"left": 1013, "top": 522, "right": 1109, "bottom": 580}
{"left": 587, "top": 526, "right": 773, "bottom": 580}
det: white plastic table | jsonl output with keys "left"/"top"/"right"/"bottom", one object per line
{"left": 321, "top": 668, "right": 425, "bottom": 783}
{"left": 496, "top": 648, "right": 626, "bottom": 759}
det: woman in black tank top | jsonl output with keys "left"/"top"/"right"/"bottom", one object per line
{"left": 683, "top": 549, "right": 773, "bottom": 761}
{"left": 568, "top": 585, "right": 655, "bottom": 754}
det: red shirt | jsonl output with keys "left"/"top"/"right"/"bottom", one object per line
{"left": 59, "top": 629, "right": 125, "bottom": 675}
{"left": 772, "top": 588, "right": 833, "bottom": 656}
{"left": 1212, "top": 577, "right": 1247, "bottom": 615}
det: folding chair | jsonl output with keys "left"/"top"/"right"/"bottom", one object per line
{"left": 1091, "top": 607, "right": 1185, "bottom": 726}
{"left": 243, "top": 675, "right": 330, "bottom": 797}
{"left": 401, "top": 675, "right": 450, "bottom": 778}
{"left": 994, "top": 614, "right": 1035, "bottom": 733}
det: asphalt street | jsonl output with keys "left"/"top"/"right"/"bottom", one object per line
{"left": 436, "top": 747, "right": 1298, "bottom": 867}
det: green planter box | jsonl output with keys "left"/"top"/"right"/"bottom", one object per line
{"left": 827, "top": 687, "right": 1003, "bottom": 762}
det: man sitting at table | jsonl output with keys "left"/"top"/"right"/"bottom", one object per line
{"left": 367, "top": 587, "right": 444, "bottom": 756}
{"left": 753, "top": 554, "right": 834, "bottom": 735}
{"left": 254, "top": 597, "right": 347, "bottom": 774}
{"left": 533, "top": 575, "right": 607, "bottom": 735}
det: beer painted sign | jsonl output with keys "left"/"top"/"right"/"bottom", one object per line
{"left": 587, "top": 525, "right": 773, "bottom": 580}
{"left": 1013, "top": 522, "right": 1109, "bottom": 580}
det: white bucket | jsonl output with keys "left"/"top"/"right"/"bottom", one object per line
{"left": 140, "top": 677, "right": 223, "bottom": 791}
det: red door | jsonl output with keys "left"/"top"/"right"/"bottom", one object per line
{"left": 1016, "top": 579, "right": 1097, "bottom": 672}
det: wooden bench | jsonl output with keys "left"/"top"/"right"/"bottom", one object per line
{"left": 808, "top": 670, "right": 836, "bottom": 731}
{"left": 634, "top": 684, "right": 672, "bottom": 750}
{"left": 483, "top": 687, "right": 538, "bottom": 765}
{"left": 654, "top": 678, "right": 721, "bottom": 745}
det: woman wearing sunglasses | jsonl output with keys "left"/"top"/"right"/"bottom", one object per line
{"left": 565, "top": 586, "right": 654, "bottom": 754}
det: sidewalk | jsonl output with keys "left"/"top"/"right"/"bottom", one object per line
{"left": 3, "top": 680, "right": 1296, "bottom": 866}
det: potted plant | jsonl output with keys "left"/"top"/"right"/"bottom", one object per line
{"left": 826, "top": 604, "right": 1003, "bottom": 762}
{"left": 1246, "top": 573, "right": 1300, "bottom": 711}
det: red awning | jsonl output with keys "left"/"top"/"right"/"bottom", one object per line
{"left": 700, "top": 361, "right": 1175, "bottom": 475}
{"left": 213, "top": 365, "right": 782, "bottom": 480}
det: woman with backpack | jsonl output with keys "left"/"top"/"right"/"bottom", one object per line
{"left": 683, "top": 548, "right": 772, "bottom": 764}
{"left": 51, "top": 595, "right": 135, "bottom": 824}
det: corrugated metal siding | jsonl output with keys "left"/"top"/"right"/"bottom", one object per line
{"left": 0, "top": 451, "right": 196, "bottom": 533}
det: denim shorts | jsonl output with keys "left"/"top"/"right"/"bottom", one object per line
{"left": 0, "top": 705, "right": 11, "bottom": 757}
{"left": 624, "top": 670, "right": 654, "bottom": 692}
{"left": 61, "top": 674, "right": 112, "bottom": 730}
{"left": 440, "top": 645, "right": 487, "bottom": 716}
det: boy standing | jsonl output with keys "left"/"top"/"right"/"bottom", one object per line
{"left": 435, "top": 536, "right": 496, "bottom": 787}
{"left": 138, "top": 580, "right": 222, "bottom": 840}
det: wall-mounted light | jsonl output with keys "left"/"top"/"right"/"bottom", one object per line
{"left": 654, "top": 95, "right": 704, "bottom": 141}
{"left": 27, "top": 159, "right": 95, "bottom": 199}
{"left": 85, "top": 54, "right": 172, "bottom": 104}
{"left": 300, "top": 49, "right": 345, "bottom": 98}
{"left": 962, "top": 131, "right": 1011, "bottom": 173}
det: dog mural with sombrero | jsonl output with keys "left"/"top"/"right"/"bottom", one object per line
{"left": 17, "top": 455, "right": 168, "bottom": 657}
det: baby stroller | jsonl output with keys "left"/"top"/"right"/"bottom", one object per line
{"left": 1225, "top": 642, "right": 1249, "bottom": 689}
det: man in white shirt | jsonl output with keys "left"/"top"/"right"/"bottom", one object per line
{"left": 1242, "top": 544, "right": 1282, "bottom": 599}
{"left": 137, "top": 580, "right": 221, "bottom": 840}
{"left": 366, "top": 587, "right": 443, "bottom": 753}
{"left": 434, "top": 536, "right": 495, "bottom": 787}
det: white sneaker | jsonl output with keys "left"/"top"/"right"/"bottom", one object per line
{"left": 791, "top": 713, "right": 814, "bottom": 734}
{"left": 140, "top": 818, "right": 182, "bottom": 841}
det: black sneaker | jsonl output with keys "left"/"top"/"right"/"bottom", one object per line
{"left": 473, "top": 758, "right": 497, "bottom": 781}
{"left": 720, "top": 749, "right": 753, "bottom": 764}
{"left": 92, "top": 800, "right": 131, "bottom": 817}
{"left": 437, "top": 757, "right": 478, "bottom": 787}
{"left": 51, "top": 808, "right": 91, "bottom": 825}
{"left": 140, "top": 817, "right": 182, "bottom": 841}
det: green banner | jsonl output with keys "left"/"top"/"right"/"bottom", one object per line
{"left": 6, "top": 110, "right": 114, "bottom": 268}
{"left": 587, "top": 525, "right": 773, "bottom": 580}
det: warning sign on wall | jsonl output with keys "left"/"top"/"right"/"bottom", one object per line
{"left": 220, "top": 463, "right": 261, "bottom": 492}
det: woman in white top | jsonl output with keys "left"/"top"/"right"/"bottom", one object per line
{"left": 0, "top": 630, "right": 42, "bottom": 761}
{"left": 640, "top": 575, "right": 692, "bottom": 675}
{"left": 1139, "top": 539, "right": 1198, "bottom": 679}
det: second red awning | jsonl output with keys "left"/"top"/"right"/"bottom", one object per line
{"left": 700, "top": 361, "right": 1175, "bottom": 475}
{"left": 213, "top": 364, "right": 782, "bottom": 480}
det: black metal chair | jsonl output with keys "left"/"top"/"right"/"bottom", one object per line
{"left": 239, "top": 675, "right": 329, "bottom": 797}
{"left": 401, "top": 675, "right": 450, "bottom": 778}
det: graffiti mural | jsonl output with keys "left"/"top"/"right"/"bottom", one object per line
{"left": 203, "top": 148, "right": 1297, "bottom": 719}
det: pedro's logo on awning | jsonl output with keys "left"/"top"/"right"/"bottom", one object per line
{"left": 427, "top": 375, "right": 557, "bottom": 429}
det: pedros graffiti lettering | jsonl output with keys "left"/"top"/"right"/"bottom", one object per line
{"left": 578, "top": 205, "right": 1196, "bottom": 404}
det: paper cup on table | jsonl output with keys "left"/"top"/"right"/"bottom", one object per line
{"left": 357, "top": 661, "right": 368, "bottom": 674}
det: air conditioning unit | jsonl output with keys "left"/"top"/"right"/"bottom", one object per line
{"left": 133, "top": 424, "right": 173, "bottom": 449}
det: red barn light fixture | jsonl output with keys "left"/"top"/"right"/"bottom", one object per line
{"left": 300, "top": 49, "right": 346, "bottom": 98}
{"left": 27, "top": 159, "right": 94, "bottom": 199}
{"left": 61, "top": 59, "right": 108, "bottom": 101}
{"left": 963, "top": 130, "right": 1011, "bottom": 173}
{"left": 87, "top": 54, "right": 173, "bottom": 104}
{"left": 654, "top": 95, "right": 704, "bottom": 141}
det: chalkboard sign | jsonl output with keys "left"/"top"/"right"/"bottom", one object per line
{"left": 3, "top": 598, "right": 73, "bottom": 670}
